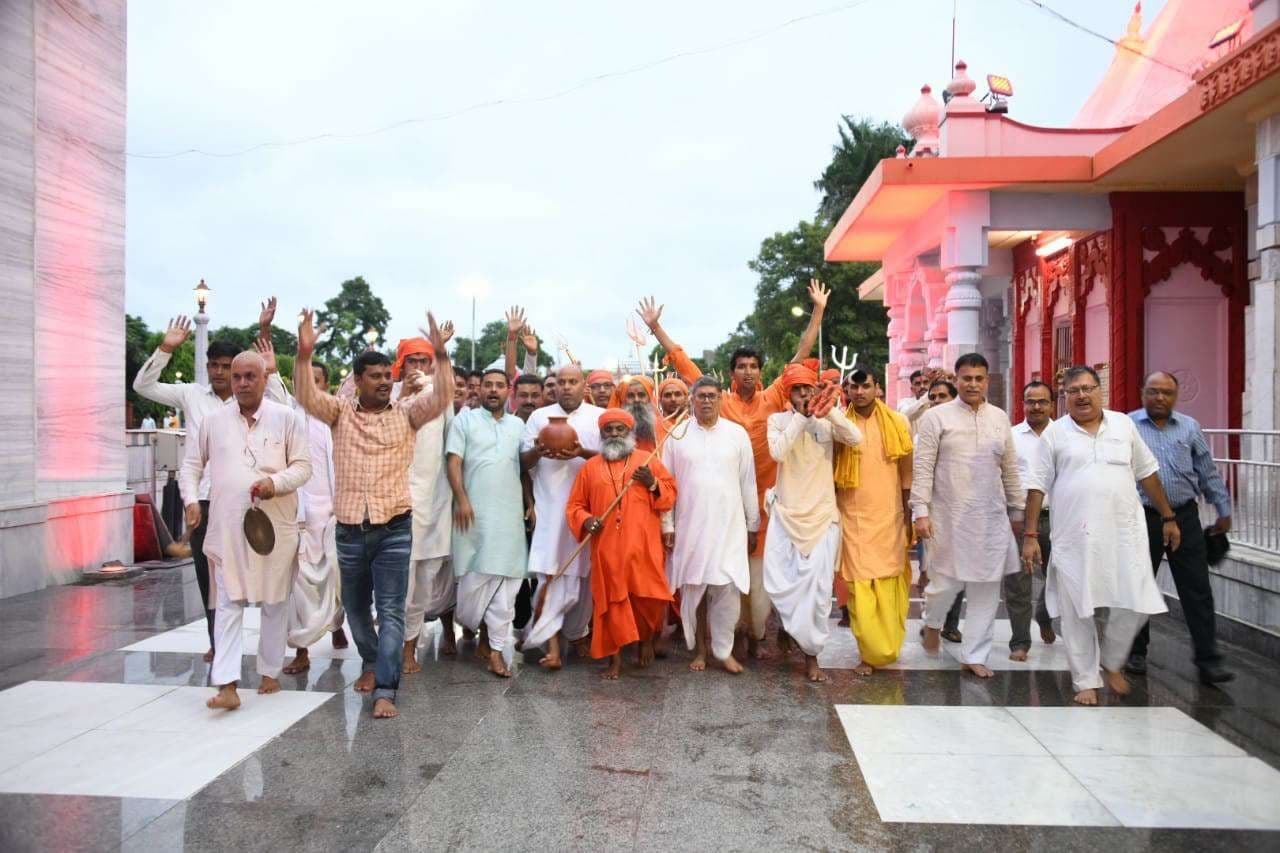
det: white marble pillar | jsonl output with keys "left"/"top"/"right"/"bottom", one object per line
{"left": 194, "top": 310, "right": 210, "bottom": 387}
{"left": 1249, "top": 114, "right": 1280, "bottom": 431}
{"left": 943, "top": 268, "right": 984, "bottom": 367}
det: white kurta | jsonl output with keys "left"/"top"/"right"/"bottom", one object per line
{"left": 910, "top": 399, "right": 1023, "bottom": 582}
{"left": 401, "top": 379, "right": 454, "bottom": 562}
{"left": 1025, "top": 410, "right": 1168, "bottom": 619}
{"left": 521, "top": 402, "right": 604, "bottom": 578}
{"left": 662, "top": 418, "right": 759, "bottom": 593}
{"left": 179, "top": 399, "right": 312, "bottom": 605}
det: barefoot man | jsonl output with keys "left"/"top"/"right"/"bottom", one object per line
{"left": 913, "top": 353, "right": 1024, "bottom": 678}
{"left": 763, "top": 364, "right": 861, "bottom": 682}
{"left": 180, "top": 351, "right": 312, "bottom": 710}
{"left": 521, "top": 364, "right": 604, "bottom": 669}
{"left": 566, "top": 408, "right": 676, "bottom": 679}
{"left": 1022, "top": 365, "right": 1179, "bottom": 705}
{"left": 662, "top": 377, "right": 759, "bottom": 674}
{"left": 446, "top": 368, "right": 529, "bottom": 678}
{"left": 293, "top": 310, "right": 453, "bottom": 719}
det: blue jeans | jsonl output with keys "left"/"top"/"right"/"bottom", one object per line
{"left": 336, "top": 512, "right": 412, "bottom": 704}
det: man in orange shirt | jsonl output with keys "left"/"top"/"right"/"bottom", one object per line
{"left": 636, "top": 280, "right": 828, "bottom": 658}
{"left": 566, "top": 409, "right": 677, "bottom": 679}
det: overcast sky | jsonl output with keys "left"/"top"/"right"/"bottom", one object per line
{"left": 125, "top": 0, "right": 1166, "bottom": 367}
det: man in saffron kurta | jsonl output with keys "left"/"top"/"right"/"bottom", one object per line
{"left": 566, "top": 409, "right": 676, "bottom": 679}
{"left": 834, "top": 367, "right": 914, "bottom": 675}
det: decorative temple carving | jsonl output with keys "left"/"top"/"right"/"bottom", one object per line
{"left": 1076, "top": 231, "right": 1109, "bottom": 300}
{"left": 1141, "top": 225, "right": 1234, "bottom": 295}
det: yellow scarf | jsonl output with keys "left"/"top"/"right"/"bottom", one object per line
{"left": 834, "top": 399, "right": 912, "bottom": 488}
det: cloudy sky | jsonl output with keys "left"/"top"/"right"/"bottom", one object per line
{"left": 125, "top": 0, "right": 1165, "bottom": 367}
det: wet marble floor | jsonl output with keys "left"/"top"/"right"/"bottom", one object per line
{"left": 0, "top": 564, "right": 1278, "bottom": 852}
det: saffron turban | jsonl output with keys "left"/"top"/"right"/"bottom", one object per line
{"left": 779, "top": 362, "right": 819, "bottom": 397}
{"left": 392, "top": 338, "right": 435, "bottom": 380}
{"left": 821, "top": 368, "right": 840, "bottom": 383}
{"left": 598, "top": 408, "right": 635, "bottom": 430}
{"left": 658, "top": 376, "right": 688, "bottom": 395}
{"left": 586, "top": 369, "right": 615, "bottom": 386}
{"left": 608, "top": 375, "right": 655, "bottom": 408}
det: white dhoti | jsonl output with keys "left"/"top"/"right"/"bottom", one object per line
{"left": 455, "top": 572, "right": 521, "bottom": 662}
{"left": 524, "top": 573, "right": 592, "bottom": 648}
{"left": 212, "top": 562, "right": 288, "bottom": 687}
{"left": 288, "top": 519, "right": 344, "bottom": 649}
{"left": 679, "top": 582, "right": 740, "bottom": 660}
{"left": 924, "top": 574, "right": 1001, "bottom": 665}
{"left": 1056, "top": 581, "right": 1148, "bottom": 692}
{"left": 405, "top": 556, "right": 456, "bottom": 641}
{"left": 762, "top": 522, "right": 838, "bottom": 656}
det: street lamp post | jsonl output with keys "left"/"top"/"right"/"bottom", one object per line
{"left": 791, "top": 304, "right": 823, "bottom": 369}
{"left": 193, "top": 279, "right": 211, "bottom": 386}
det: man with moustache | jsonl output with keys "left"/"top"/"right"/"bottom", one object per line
{"left": 586, "top": 369, "right": 617, "bottom": 409}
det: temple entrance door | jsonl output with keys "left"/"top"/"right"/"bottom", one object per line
{"left": 1143, "top": 265, "right": 1229, "bottom": 428}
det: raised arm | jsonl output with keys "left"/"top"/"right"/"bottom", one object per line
{"left": 132, "top": 316, "right": 192, "bottom": 408}
{"left": 789, "top": 279, "right": 829, "bottom": 363}
{"left": 637, "top": 297, "right": 702, "bottom": 383}
{"left": 521, "top": 324, "right": 540, "bottom": 376}
{"left": 255, "top": 336, "right": 294, "bottom": 407}
{"left": 406, "top": 312, "right": 454, "bottom": 430}
{"left": 293, "top": 309, "right": 342, "bottom": 426}
{"left": 826, "top": 405, "right": 862, "bottom": 448}
{"left": 503, "top": 306, "right": 526, "bottom": 382}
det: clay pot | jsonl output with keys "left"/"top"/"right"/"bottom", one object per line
{"left": 538, "top": 416, "right": 578, "bottom": 453}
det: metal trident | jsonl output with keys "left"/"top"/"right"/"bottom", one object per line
{"left": 625, "top": 318, "right": 649, "bottom": 375}
{"left": 830, "top": 345, "right": 859, "bottom": 383}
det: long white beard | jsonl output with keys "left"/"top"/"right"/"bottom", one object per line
{"left": 626, "top": 402, "right": 656, "bottom": 443}
{"left": 601, "top": 435, "right": 636, "bottom": 461}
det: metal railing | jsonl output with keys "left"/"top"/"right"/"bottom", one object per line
{"left": 1204, "top": 429, "right": 1280, "bottom": 556}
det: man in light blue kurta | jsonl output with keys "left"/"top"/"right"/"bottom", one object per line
{"left": 445, "top": 368, "right": 529, "bottom": 677}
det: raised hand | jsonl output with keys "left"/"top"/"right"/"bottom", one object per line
{"left": 425, "top": 312, "right": 448, "bottom": 356}
{"left": 297, "top": 309, "right": 326, "bottom": 359}
{"left": 808, "top": 278, "right": 830, "bottom": 309}
{"left": 160, "top": 316, "right": 192, "bottom": 353}
{"left": 636, "top": 296, "right": 664, "bottom": 329}
{"left": 253, "top": 335, "right": 277, "bottom": 374}
{"left": 258, "top": 296, "right": 278, "bottom": 337}
{"left": 521, "top": 324, "right": 539, "bottom": 353}
{"left": 505, "top": 306, "right": 527, "bottom": 335}
{"left": 440, "top": 320, "right": 454, "bottom": 345}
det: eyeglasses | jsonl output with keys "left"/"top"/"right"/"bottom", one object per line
{"left": 1063, "top": 385, "right": 1099, "bottom": 397}
{"left": 692, "top": 393, "right": 720, "bottom": 402}
{"left": 1023, "top": 398, "right": 1052, "bottom": 406}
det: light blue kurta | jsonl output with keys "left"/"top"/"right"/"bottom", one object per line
{"left": 446, "top": 408, "right": 528, "bottom": 579}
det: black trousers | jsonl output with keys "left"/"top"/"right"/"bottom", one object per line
{"left": 190, "top": 500, "right": 216, "bottom": 648}
{"left": 1130, "top": 501, "right": 1220, "bottom": 666}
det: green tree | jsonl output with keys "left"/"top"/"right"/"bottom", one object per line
{"left": 814, "top": 117, "right": 910, "bottom": 224}
{"left": 315, "top": 276, "right": 391, "bottom": 366}
{"left": 452, "top": 320, "right": 554, "bottom": 373}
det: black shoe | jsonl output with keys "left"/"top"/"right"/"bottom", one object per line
{"left": 1124, "top": 654, "right": 1147, "bottom": 675}
{"left": 940, "top": 629, "right": 962, "bottom": 644}
{"left": 1198, "top": 663, "right": 1236, "bottom": 685}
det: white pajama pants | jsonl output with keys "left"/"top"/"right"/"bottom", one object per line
{"left": 680, "top": 582, "right": 741, "bottom": 661}
{"left": 523, "top": 573, "right": 592, "bottom": 648}
{"left": 287, "top": 532, "right": 344, "bottom": 649}
{"left": 1056, "top": 584, "right": 1148, "bottom": 692}
{"left": 405, "top": 556, "right": 456, "bottom": 641}
{"left": 454, "top": 572, "right": 521, "bottom": 658}
{"left": 924, "top": 573, "right": 1002, "bottom": 665}
{"left": 211, "top": 564, "right": 288, "bottom": 688}
{"left": 762, "top": 523, "right": 838, "bottom": 656}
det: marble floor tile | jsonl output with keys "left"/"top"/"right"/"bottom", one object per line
{"left": 820, "top": 619, "right": 1068, "bottom": 672}
{"left": 102, "top": 685, "right": 332, "bottom": 737}
{"left": 1059, "top": 755, "right": 1280, "bottom": 830}
{"left": 1009, "top": 706, "right": 1249, "bottom": 758}
{"left": 836, "top": 705, "right": 1048, "bottom": 756}
{"left": 0, "top": 680, "right": 174, "bottom": 729}
{"left": 0, "top": 725, "right": 85, "bottom": 773}
{"left": 854, "top": 751, "right": 1119, "bottom": 826}
{"left": 0, "top": 728, "right": 272, "bottom": 800}
{"left": 122, "top": 627, "right": 239, "bottom": 655}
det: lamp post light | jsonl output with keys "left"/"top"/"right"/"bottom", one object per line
{"left": 193, "top": 279, "right": 212, "bottom": 386}
{"left": 174, "top": 371, "right": 183, "bottom": 382}
{"left": 363, "top": 327, "right": 380, "bottom": 348}
{"left": 458, "top": 276, "right": 491, "bottom": 370}
{"left": 791, "top": 304, "right": 823, "bottom": 369}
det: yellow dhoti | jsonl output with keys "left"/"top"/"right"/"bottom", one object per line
{"left": 847, "top": 569, "right": 909, "bottom": 666}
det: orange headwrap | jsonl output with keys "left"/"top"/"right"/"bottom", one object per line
{"left": 392, "top": 338, "right": 435, "bottom": 381}
{"left": 821, "top": 368, "right": 840, "bottom": 383}
{"left": 607, "top": 375, "right": 655, "bottom": 409}
{"left": 586, "top": 369, "right": 615, "bottom": 386}
{"left": 598, "top": 408, "right": 635, "bottom": 430}
{"left": 658, "top": 376, "right": 689, "bottom": 396}
{"left": 779, "top": 362, "right": 819, "bottom": 397}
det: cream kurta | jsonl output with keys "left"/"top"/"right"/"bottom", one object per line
{"left": 837, "top": 410, "right": 913, "bottom": 581}
{"left": 765, "top": 409, "right": 860, "bottom": 554}
{"left": 662, "top": 418, "right": 759, "bottom": 592}
{"left": 521, "top": 402, "right": 604, "bottom": 578}
{"left": 1025, "top": 411, "right": 1168, "bottom": 619}
{"left": 179, "top": 399, "right": 312, "bottom": 605}
{"left": 910, "top": 398, "right": 1024, "bottom": 582}
{"left": 400, "top": 379, "right": 454, "bottom": 562}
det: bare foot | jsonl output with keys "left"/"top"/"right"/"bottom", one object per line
{"left": 1074, "top": 688, "right": 1099, "bottom": 705}
{"left": 777, "top": 630, "right": 793, "bottom": 657}
{"left": 854, "top": 662, "right": 874, "bottom": 676}
{"left": 805, "top": 655, "right": 827, "bottom": 683}
{"left": 637, "top": 638, "right": 655, "bottom": 668}
{"left": 1040, "top": 625, "right": 1056, "bottom": 644}
{"left": 1008, "top": 649, "right": 1029, "bottom": 662}
{"left": 837, "top": 607, "right": 850, "bottom": 627}
{"left": 354, "top": 671, "right": 375, "bottom": 693}
{"left": 653, "top": 636, "right": 670, "bottom": 659}
{"left": 732, "top": 629, "right": 747, "bottom": 661}
{"left": 441, "top": 630, "right": 458, "bottom": 657}
{"left": 1103, "top": 668, "right": 1131, "bottom": 695}
{"left": 331, "top": 628, "right": 349, "bottom": 649}
{"left": 258, "top": 675, "right": 281, "bottom": 695}
{"left": 488, "top": 650, "right": 513, "bottom": 678}
{"left": 402, "top": 639, "right": 422, "bottom": 674}
{"left": 720, "top": 655, "right": 744, "bottom": 674}
{"left": 921, "top": 626, "right": 941, "bottom": 654}
{"left": 571, "top": 637, "right": 591, "bottom": 658}
{"left": 601, "top": 653, "right": 622, "bottom": 680}
{"left": 283, "top": 649, "right": 311, "bottom": 674}
{"left": 202, "top": 648, "right": 214, "bottom": 663}
{"left": 372, "top": 698, "right": 399, "bottom": 719}
{"left": 962, "top": 663, "right": 994, "bottom": 678}
{"left": 539, "top": 653, "right": 563, "bottom": 670}
{"left": 689, "top": 653, "right": 707, "bottom": 672}
{"left": 206, "top": 684, "right": 241, "bottom": 710}
{"left": 748, "top": 636, "right": 772, "bottom": 661}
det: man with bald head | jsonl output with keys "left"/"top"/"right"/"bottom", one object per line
{"left": 180, "top": 351, "right": 313, "bottom": 711}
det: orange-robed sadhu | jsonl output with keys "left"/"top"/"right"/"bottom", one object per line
{"left": 565, "top": 453, "right": 677, "bottom": 659}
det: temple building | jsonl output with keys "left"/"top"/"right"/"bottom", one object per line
{"left": 825, "top": 0, "right": 1279, "bottom": 649}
